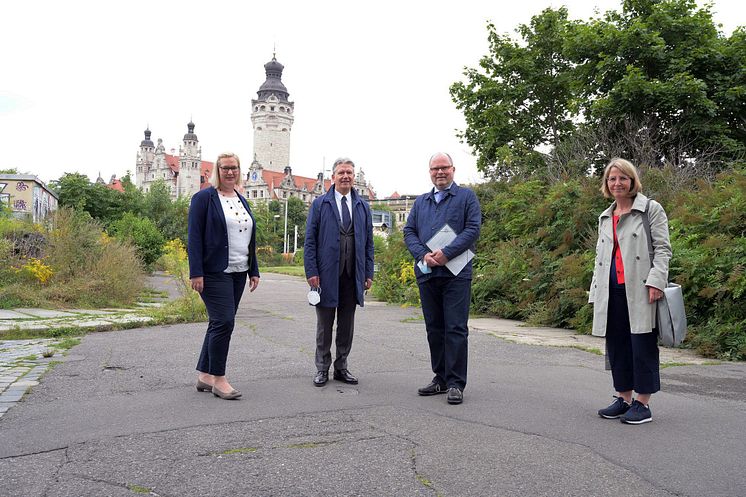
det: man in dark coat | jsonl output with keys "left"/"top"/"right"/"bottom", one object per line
{"left": 304, "top": 157, "right": 374, "bottom": 387}
{"left": 403, "top": 152, "right": 481, "bottom": 404}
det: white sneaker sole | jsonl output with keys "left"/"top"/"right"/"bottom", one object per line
{"left": 621, "top": 416, "right": 652, "bottom": 424}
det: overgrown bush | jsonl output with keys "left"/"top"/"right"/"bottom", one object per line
{"left": 109, "top": 212, "right": 165, "bottom": 269}
{"left": 371, "top": 231, "right": 420, "bottom": 306}
{"left": 0, "top": 208, "right": 145, "bottom": 309}
{"left": 373, "top": 166, "right": 746, "bottom": 359}
{"left": 157, "top": 239, "right": 206, "bottom": 321}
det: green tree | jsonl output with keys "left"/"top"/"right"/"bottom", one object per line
{"left": 452, "top": 0, "right": 746, "bottom": 179}
{"left": 567, "top": 0, "right": 746, "bottom": 170}
{"left": 109, "top": 212, "right": 165, "bottom": 268}
{"left": 53, "top": 172, "right": 92, "bottom": 211}
{"left": 119, "top": 173, "right": 145, "bottom": 217}
{"left": 451, "top": 8, "right": 576, "bottom": 179}
{"left": 141, "top": 180, "right": 188, "bottom": 244}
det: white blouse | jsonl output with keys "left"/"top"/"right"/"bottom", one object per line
{"left": 218, "top": 193, "right": 253, "bottom": 273}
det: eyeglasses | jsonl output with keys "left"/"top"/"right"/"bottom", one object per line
{"left": 429, "top": 166, "right": 453, "bottom": 172}
{"left": 220, "top": 166, "right": 239, "bottom": 172}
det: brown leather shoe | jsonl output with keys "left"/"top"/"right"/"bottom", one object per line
{"left": 212, "top": 386, "right": 242, "bottom": 400}
{"left": 196, "top": 379, "right": 213, "bottom": 392}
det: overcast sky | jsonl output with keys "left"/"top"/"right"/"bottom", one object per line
{"left": 1, "top": 0, "right": 742, "bottom": 198}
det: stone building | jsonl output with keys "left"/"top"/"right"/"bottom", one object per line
{"left": 251, "top": 56, "right": 294, "bottom": 173}
{"left": 135, "top": 122, "right": 212, "bottom": 198}
{"left": 133, "top": 55, "right": 375, "bottom": 205}
{"left": 243, "top": 55, "right": 375, "bottom": 206}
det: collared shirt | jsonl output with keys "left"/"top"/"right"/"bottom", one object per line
{"left": 334, "top": 189, "right": 353, "bottom": 228}
{"left": 433, "top": 182, "right": 454, "bottom": 203}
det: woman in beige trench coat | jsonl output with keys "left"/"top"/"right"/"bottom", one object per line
{"left": 589, "top": 158, "right": 672, "bottom": 424}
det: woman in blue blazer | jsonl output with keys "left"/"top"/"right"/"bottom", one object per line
{"left": 187, "top": 153, "right": 260, "bottom": 400}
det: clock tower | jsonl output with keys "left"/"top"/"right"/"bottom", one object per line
{"left": 251, "top": 54, "right": 294, "bottom": 173}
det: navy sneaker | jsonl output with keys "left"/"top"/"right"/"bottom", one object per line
{"left": 598, "top": 396, "right": 632, "bottom": 419}
{"left": 620, "top": 400, "right": 652, "bottom": 424}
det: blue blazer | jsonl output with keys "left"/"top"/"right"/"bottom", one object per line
{"left": 403, "top": 182, "right": 481, "bottom": 282}
{"left": 304, "top": 186, "right": 375, "bottom": 307}
{"left": 187, "top": 187, "right": 260, "bottom": 279}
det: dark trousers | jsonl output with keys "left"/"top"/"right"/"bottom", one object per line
{"left": 606, "top": 287, "right": 660, "bottom": 394}
{"left": 418, "top": 277, "right": 471, "bottom": 390}
{"left": 315, "top": 271, "right": 357, "bottom": 372}
{"left": 196, "top": 271, "right": 247, "bottom": 376}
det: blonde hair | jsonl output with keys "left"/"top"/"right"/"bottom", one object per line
{"left": 600, "top": 157, "right": 642, "bottom": 198}
{"left": 211, "top": 152, "right": 241, "bottom": 190}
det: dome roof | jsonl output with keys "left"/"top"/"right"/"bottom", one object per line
{"left": 140, "top": 128, "right": 154, "bottom": 147}
{"left": 183, "top": 121, "right": 198, "bottom": 142}
{"left": 256, "top": 56, "right": 290, "bottom": 102}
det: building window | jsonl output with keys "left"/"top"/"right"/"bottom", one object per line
{"left": 252, "top": 190, "right": 257, "bottom": 198}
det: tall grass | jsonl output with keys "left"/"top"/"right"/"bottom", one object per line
{"left": 0, "top": 208, "right": 145, "bottom": 309}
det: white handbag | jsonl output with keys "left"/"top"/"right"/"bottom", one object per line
{"left": 641, "top": 200, "right": 688, "bottom": 347}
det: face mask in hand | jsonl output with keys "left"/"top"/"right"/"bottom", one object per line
{"left": 307, "top": 287, "right": 322, "bottom": 305}
{"left": 417, "top": 259, "right": 432, "bottom": 274}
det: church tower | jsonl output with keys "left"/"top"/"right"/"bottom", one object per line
{"left": 177, "top": 121, "right": 201, "bottom": 197}
{"left": 251, "top": 55, "right": 294, "bottom": 173}
{"left": 136, "top": 128, "right": 154, "bottom": 188}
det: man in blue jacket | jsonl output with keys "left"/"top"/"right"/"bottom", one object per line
{"left": 304, "top": 158, "right": 374, "bottom": 387}
{"left": 404, "top": 153, "right": 481, "bottom": 404}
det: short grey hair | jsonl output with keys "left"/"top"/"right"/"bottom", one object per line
{"left": 332, "top": 157, "right": 355, "bottom": 174}
{"left": 428, "top": 152, "right": 453, "bottom": 166}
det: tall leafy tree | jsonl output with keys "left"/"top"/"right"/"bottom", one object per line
{"left": 451, "top": 8, "right": 576, "bottom": 179}
{"left": 567, "top": 0, "right": 746, "bottom": 169}
{"left": 53, "top": 172, "right": 92, "bottom": 211}
{"left": 453, "top": 0, "right": 746, "bottom": 179}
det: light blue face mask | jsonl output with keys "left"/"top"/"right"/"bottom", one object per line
{"left": 417, "top": 259, "right": 432, "bottom": 274}
{"left": 307, "top": 287, "right": 322, "bottom": 305}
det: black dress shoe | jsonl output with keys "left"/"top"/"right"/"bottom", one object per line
{"left": 333, "top": 369, "right": 358, "bottom": 384}
{"left": 447, "top": 387, "right": 463, "bottom": 405}
{"left": 313, "top": 371, "right": 328, "bottom": 387}
{"left": 418, "top": 380, "right": 447, "bottom": 396}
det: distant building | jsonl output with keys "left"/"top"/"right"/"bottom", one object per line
{"left": 371, "top": 209, "right": 393, "bottom": 236}
{"left": 371, "top": 192, "right": 418, "bottom": 230}
{"left": 135, "top": 122, "right": 212, "bottom": 199}
{"left": 244, "top": 55, "right": 375, "bottom": 206}
{"left": 0, "top": 174, "right": 58, "bottom": 222}
{"left": 95, "top": 173, "right": 125, "bottom": 192}
{"left": 132, "top": 54, "right": 375, "bottom": 205}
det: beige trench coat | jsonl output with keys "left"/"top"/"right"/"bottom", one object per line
{"left": 589, "top": 193, "right": 672, "bottom": 336}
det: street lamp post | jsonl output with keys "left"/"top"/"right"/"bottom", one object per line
{"left": 283, "top": 197, "right": 289, "bottom": 254}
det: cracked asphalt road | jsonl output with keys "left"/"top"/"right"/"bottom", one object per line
{"left": 1, "top": 273, "right": 744, "bottom": 497}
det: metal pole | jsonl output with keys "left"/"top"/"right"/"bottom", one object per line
{"left": 283, "top": 197, "right": 289, "bottom": 254}
{"left": 294, "top": 225, "right": 298, "bottom": 252}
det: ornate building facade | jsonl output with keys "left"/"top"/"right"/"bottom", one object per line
{"left": 134, "top": 55, "right": 374, "bottom": 204}
{"left": 135, "top": 122, "right": 212, "bottom": 198}
{"left": 243, "top": 55, "right": 375, "bottom": 205}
